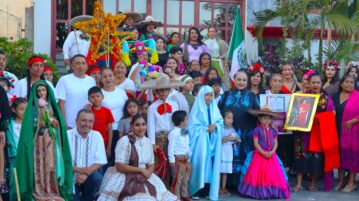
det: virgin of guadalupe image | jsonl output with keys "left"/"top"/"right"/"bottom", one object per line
{"left": 14, "top": 81, "right": 73, "bottom": 201}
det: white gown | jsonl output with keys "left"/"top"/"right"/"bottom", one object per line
{"left": 97, "top": 135, "right": 178, "bottom": 201}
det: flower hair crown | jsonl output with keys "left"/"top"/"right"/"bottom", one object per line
{"left": 323, "top": 61, "right": 339, "bottom": 70}
{"left": 247, "top": 64, "right": 265, "bottom": 75}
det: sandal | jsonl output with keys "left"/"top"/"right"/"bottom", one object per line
{"left": 334, "top": 183, "right": 345, "bottom": 191}
{"left": 291, "top": 185, "right": 303, "bottom": 192}
{"left": 341, "top": 184, "right": 357, "bottom": 193}
{"left": 308, "top": 185, "right": 318, "bottom": 192}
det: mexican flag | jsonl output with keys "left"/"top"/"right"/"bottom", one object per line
{"left": 228, "top": 6, "right": 245, "bottom": 80}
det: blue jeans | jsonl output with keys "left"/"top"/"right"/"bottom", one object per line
{"left": 74, "top": 170, "right": 103, "bottom": 201}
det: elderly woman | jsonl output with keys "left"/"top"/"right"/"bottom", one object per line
{"left": 292, "top": 72, "right": 339, "bottom": 192}
{"left": 98, "top": 114, "right": 178, "bottom": 201}
{"left": 218, "top": 69, "right": 259, "bottom": 186}
{"left": 333, "top": 75, "right": 359, "bottom": 192}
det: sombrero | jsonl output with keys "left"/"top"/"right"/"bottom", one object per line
{"left": 70, "top": 15, "right": 93, "bottom": 26}
{"left": 136, "top": 16, "right": 163, "bottom": 28}
{"left": 141, "top": 73, "right": 184, "bottom": 90}
{"left": 247, "top": 106, "right": 283, "bottom": 118}
{"left": 121, "top": 9, "right": 143, "bottom": 22}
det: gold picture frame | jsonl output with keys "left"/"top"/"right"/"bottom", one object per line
{"left": 284, "top": 93, "right": 320, "bottom": 132}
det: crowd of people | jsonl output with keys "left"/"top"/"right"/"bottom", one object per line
{"left": 0, "top": 11, "right": 358, "bottom": 201}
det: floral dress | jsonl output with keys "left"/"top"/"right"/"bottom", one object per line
{"left": 293, "top": 93, "right": 335, "bottom": 176}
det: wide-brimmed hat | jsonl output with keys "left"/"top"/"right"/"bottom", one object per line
{"left": 121, "top": 10, "right": 143, "bottom": 22}
{"left": 141, "top": 73, "right": 184, "bottom": 90}
{"left": 70, "top": 15, "right": 93, "bottom": 26}
{"left": 247, "top": 106, "right": 283, "bottom": 119}
{"left": 136, "top": 16, "right": 163, "bottom": 28}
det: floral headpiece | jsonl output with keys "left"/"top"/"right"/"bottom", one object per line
{"left": 323, "top": 61, "right": 339, "bottom": 70}
{"left": 247, "top": 64, "right": 265, "bottom": 75}
{"left": 303, "top": 69, "right": 316, "bottom": 80}
{"left": 123, "top": 39, "right": 159, "bottom": 65}
{"left": 0, "top": 71, "right": 16, "bottom": 89}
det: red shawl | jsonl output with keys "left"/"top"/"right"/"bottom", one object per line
{"left": 309, "top": 111, "right": 340, "bottom": 172}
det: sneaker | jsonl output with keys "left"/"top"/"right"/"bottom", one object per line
{"left": 191, "top": 196, "right": 199, "bottom": 200}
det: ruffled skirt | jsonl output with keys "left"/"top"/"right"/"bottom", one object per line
{"left": 238, "top": 151, "right": 290, "bottom": 200}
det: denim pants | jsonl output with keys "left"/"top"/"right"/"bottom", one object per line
{"left": 74, "top": 170, "right": 103, "bottom": 201}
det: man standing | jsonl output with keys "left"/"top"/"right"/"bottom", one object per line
{"left": 63, "top": 15, "right": 92, "bottom": 67}
{"left": 67, "top": 109, "right": 107, "bottom": 201}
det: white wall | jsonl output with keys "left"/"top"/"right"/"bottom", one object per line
{"left": 33, "top": 0, "right": 51, "bottom": 55}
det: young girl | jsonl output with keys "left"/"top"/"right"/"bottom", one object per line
{"left": 220, "top": 110, "right": 240, "bottom": 196}
{"left": 188, "top": 85, "right": 223, "bottom": 200}
{"left": 138, "top": 100, "right": 149, "bottom": 120}
{"left": 189, "top": 60, "right": 200, "bottom": 73}
{"left": 238, "top": 108, "right": 290, "bottom": 199}
{"left": 118, "top": 99, "right": 139, "bottom": 138}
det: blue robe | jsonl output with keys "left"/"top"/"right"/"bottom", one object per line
{"left": 188, "top": 86, "right": 223, "bottom": 201}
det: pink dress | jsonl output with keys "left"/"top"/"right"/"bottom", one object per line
{"left": 238, "top": 126, "right": 290, "bottom": 199}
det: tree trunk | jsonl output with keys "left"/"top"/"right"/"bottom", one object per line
{"left": 318, "top": 16, "right": 325, "bottom": 65}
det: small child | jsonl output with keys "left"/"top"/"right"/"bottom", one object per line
{"left": 189, "top": 60, "right": 200, "bottom": 73}
{"left": 178, "top": 75, "right": 195, "bottom": 110}
{"left": 88, "top": 86, "right": 114, "bottom": 158}
{"left": 118, "top": 99, "right": 139, "bottom": 138}
{"left": 208, "top": 78, "right": 222, "bottom": 104}
{"left": 138, "top": 100, "right": 149, "bottom": 120}
{"left": 238, "top": 108, "right": 290, "bottom": 199}
{"left": 87, "top": 65, "right": 102, "bottom": 87}
{"left": 189, "top": 71, "right": 203, "bottom": 85}
{"left": 192, "top": 83, "right": 203, "bottom": 97}
{"left": 43, "top": 66, "right": 54, "bottom": 83}
{"left": 220, "top": 110, "right": 240, "bottom": 196}
{"left": 168, "top": 110, "right": 191, "bottom": 201}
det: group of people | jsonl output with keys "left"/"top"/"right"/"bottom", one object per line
{"left": 0, "top": 10, "right": 358, "bottom": 201}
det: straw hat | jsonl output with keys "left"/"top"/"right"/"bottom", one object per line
{"left": 121, "top": 9, "right": 143, "bottom": 22}
{"left": 247, "top": 106, "right": 283, "bottom": 119}
{"left": 141, "top": 73, "right": 184, "bottom": 90}
{"left": 70, "top": 15, "right": 93, "bottom": 26}
{"left": 136, "top": 16, "right": 163, "bottom": 28}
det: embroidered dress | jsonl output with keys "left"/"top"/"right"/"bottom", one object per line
{"left": 98, "top": 135, "right": 178, "bottom": 201}
{"left": 238, "top": 126, "right": 290, "bottom": 199}
{"left": 293, "top": 94, "right": 335, "bottom": 178}
{"left": 218, "top": 88, "right": 259, "bottom": 175}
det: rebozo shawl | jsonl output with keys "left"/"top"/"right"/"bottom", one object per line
{"left": 14, "top": 80, "right": 73, "bottom": 201}
{"left": 188, "top": 85, "right": 223, "bottom": 201}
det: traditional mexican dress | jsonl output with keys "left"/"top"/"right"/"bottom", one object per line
{"left": 14, "top": 81, "right": 73, "bottom": 201}
{"left": 293, "top": 93, "right": 335, "bottom": 190}
{"left": 218, "top": 88, "right": 259, "bottom": 180}
{"left": 97, "top": 135, "right": 178, "bottom": 201}
{"left": 188, "top": 86, "right": 223, "bottom": 201}
{"left": 336, "top": 90, "right": 359, "bottom": 173}
{"left": 238, "top": 126, "right": 290, "bottom": 199}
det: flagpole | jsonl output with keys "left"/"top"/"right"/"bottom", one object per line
{"left": 13, "top": 168, "right": 21, "bottom": 201}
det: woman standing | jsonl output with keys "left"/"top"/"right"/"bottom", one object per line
{"left": 181, "top": 27, "right": 210, "bottom": 64}
{"left": 204, "top": 26, "right": 228, "bottom": 78}
{"left": 247, "top": 64, "right": 266, "bottom": 99}
{"left": 218, "top": 70, "right": 259, "bottom": 186}
{"left": 155, "top": 37, "right": 169, "bottom": 67}
{"left": 98, "top": 114, "right": 178, "bottom": 201}
{"left": 333, "top": 75, "right": 359, "bottom": 192}
{"left": 14, "top": 56, "right": 56, "bottom": 99}
{"left": 292, "top": 73, "right": 337, "bottom": 192}
{"left": 101, "top": 69, "right": 128, "bottom": 164}
{"left": 281, "top": 63, "right": 300, "bottom": 94}
{"left": 322, "top": 61, "right": 340, "bottom": 98}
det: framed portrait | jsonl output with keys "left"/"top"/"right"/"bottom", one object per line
{"left": 260, "top": 94, "right": 292, "bottom": 134}
{"left": 284, "top": 93, "right": 320, "bottom": 132}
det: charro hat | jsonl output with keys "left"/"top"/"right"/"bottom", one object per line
{"left": 247, "top": 106, "right": 283, "bottom": 119}
{"left": 136, "top": 15, "right": 163, "bottom": 28}
{"left": 70, "top": 15, "right": 93, "bottom": 26}
{"left": 121, "top": 9, "right": 143, "bottom": 22}
{"left": 141, "top": 73, "right": 184, "bottom": 90}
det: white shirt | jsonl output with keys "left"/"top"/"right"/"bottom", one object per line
{"left": 168, "top": 89, "right": 190, "bottom": 114}
{"left": 101, "top": 88, "right": 128, "bottom": 130}
{"left": 1, "top": 71, "right": 18, "bottom": 96}
{"left": 13, "top": 122, "right": 21, "bottom": 144}
{"left": 204, "top": 38, "right": 220, "bottom": 58}
{"left": 167, "top": 127, "right": 191, "bottom": 163}
{"left": 55, "top": 74, "right": 95, "bottom": 128}
{"left": 116, "top": 78, "right": 136, "bottom": 92}
{"left": 147, "top": 99, "right": 179, "bottom": 144}
{"left": 14, "top": 78, "right": 57, "bottom": 99}
{"left": 63, "top": 30, "right": 91, "bottom": 59}
{"left": 67, "top": 128, "right": 107, "bottom": 168}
